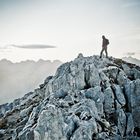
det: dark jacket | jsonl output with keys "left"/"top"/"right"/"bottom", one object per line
{"left": 102, "top": 38, "right": 109, "bottom": 47}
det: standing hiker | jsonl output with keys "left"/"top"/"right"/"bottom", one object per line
{"left": 100, "top": 35, "right": 109, "bottom": 58}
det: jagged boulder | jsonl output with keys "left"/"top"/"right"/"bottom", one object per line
{"left": 34, "top": 107, "right": 66, "bottom": 140}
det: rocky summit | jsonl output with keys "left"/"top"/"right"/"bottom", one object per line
{"left": 0, "top": 54, "right": 140, "bottom": 140}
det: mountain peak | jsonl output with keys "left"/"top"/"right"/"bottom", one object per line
{"left": 0, "top": 55, "right": 140, "bottom": 140}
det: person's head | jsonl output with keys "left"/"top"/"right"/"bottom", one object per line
{"left": 102, "top": 35, "right": 105, "bottom": 39}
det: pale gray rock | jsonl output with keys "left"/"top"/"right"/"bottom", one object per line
{"left": 104, "top": 87, "right": 115, "bottom": 114}
{"left": 124, "top": 81, "right": 132, "bottom": 111}
{"left": 95, "top": 132, "right": 109, "bottom": 140}
{"left": 71, "top": 118, "right": 97, "bottom": 140}
{"left": 18, "top": 129, "right": 34, "bottom": 140}
{"left": 64, "top": 114, "right": 79, "bottom": 139}
{"left": 122, "top": 64, "right": 131, "bottom": 76}
{"left": 84, "top": 87, "right": 104, "bottom": 102}
{"left": 117, "top": 70, "right": 128, "bottom": 86}
{"left": 112, "top": 84, "right": 126, "bottom": 106}
{"left": 53, "top": 88, "right": 68, "bottom": 99}
{"left": 132, "top": 68, "right": 140, "bottom": 79}
{"left": 34, "top": 108, "right": 66, "bottom": 140}
{"left": 117, "top": 109, "right": 126, "bottom": 137}
{"left": 87, "top": 64, "right": 101, "bottom": 87}
{"left": 130, "top": 79, "right": 140, "bottom": 128}
{"left": 115, "top": 99, "right": 122, "bottom": 111}
{"left": 126, "top": 113, "right": 134, "bottom": 136}
{"left": 71, "top": 99, "right": 99, "bottom": 120}
{"left": 99, "top": 71, "right": 110, "bottom": 88}
{"left": 132, "top": 107, "right": 140, "bottom": 129}
{"left": 103, "top": 66, "right": 119, "bottom": 80}
{"left": 20, "top": 105, "right": 34, "bottom": 118}
{"left": 84, "top": 86, "right": 104, "bottom": 116}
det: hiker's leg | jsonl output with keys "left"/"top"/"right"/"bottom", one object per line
{"left": 105, "top": 47, "right": 108, "bottom": 58}
{"left": 100, "top": 48, "right": 104, "bottom": 58}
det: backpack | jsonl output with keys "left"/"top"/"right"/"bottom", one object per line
{"left": 106, "top": 39, "right": 109, "bottom": 45}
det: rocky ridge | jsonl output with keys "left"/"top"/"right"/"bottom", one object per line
{"left": 0, "top": 54, "right": 140, "bottom": 140}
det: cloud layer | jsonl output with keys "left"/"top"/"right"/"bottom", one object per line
{"left": 11, "top": 44, "right": 56, "bottom": 49}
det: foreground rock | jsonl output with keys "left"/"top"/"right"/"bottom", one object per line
{"left": 0, "top": 55, "right": 140, "bottom": 140}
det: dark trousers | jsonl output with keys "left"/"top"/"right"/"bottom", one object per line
{"left": 100, "top": 46, "right": 108, "bottom": 58}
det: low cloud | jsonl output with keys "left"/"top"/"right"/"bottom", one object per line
{"left": 0, "top": 44, "right": 56, "bottom": 52}
{"left": 11, "top": 44, "right": 56, "bottom": 49}
{"left": 124, "top": 51, "right": 140, "bottom": 56}
{"left": 125, "top": 52, "right": 136, "bottom": 56}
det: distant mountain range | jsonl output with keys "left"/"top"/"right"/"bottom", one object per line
{"left": 0, "top": 59, "right": 62, "bottom": 104}
{"left": 122, "top": 56, "right": 140, "bottom": 66}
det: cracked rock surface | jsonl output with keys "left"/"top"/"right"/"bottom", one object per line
{"left": 0, "top": 55, "right": 140, "bottom": 140}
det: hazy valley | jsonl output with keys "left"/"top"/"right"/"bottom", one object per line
{"left": 0, "top": 59, "right": 62, "bottom": 104}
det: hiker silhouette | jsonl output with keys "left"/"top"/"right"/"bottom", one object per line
{"left": 100, "top": 35, "right": 109, "bottom": 58}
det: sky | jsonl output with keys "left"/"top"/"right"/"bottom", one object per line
{"left": 0, "top": 0, "right": 140, "bottom": 62}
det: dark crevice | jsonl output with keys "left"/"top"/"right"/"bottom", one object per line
{"left": 124, "top": 114, "right": 128, "bottom": 137}
{"left": 127, "top": 72, "right": 135, "bottom": 81}
{"left": 122, "top": 86, "right": 131, "bottom": 113}
{"left": 75, "top": 112, "right": 81, "bottom": 118}
{"left": 108, "top": 112, "right": 117, "bottom": 125}
{"left": 74, "top": 100, "right": 79, "bottom": 104}
{"left": 92, "top": 133, "right": 97, "bottom": 140}
{"left": 100, "top": 81, "right": 106, "bottom": 92}
{"left": 68, "top": 122, "right": 79, "bottom": 140}
{"left": 84, "top": 69, "right": 91, "bottom": 89}
{"left": 135, "top": 65, "right": 140, "bottom": 71}
{"left": 134, "top": 127, "right": 140, "bottom": 137}
{"left": 84, "top": 81, "right": 91, "bottom": 90}
{"left": 110, "top": 84, "right": 118, "bottom": 112}
{"left": 108, "top": 85, "right": 122, "bottom": 127}
{"left": 68, "top": 102, "right": 74, "bottom": 107}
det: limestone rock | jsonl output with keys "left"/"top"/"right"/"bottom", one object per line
{"left": 117, "top": 109, "right": 127, "bottom": 137}
{"left": 112, "top": 84, "right": 126, "bottom": 106}
{"left": 34, "top": 108, "right": 66, "bottom": 140}
{"left": 104, "top": 87, "right": 115, "bottom": 114}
